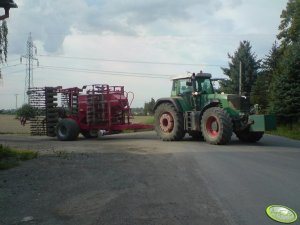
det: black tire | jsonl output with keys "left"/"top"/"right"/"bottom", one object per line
{"left": 81, "top": 130, "right": 98, "bottom": 139}
{"left": 46, "top": 97, "right": 57, "bottom": 103}
{"left": 46, "top": 113, "right": 58, "bottom": 118}
{"left": 46, "top": 103, "right": 58, "bottom": 107}
{"left": 189, "top": 131, "right": 204, "bottom": 141}
{"left": 47, "top": 128, "right": 56, "bottom": 137}
{"left": 56, "top": 119, "right": 79, "bottom": 141}
{"left": 154, "top": 103, "right": 185, "bottom": 141}
{"left": 45, "top": 94, "right": 56, "bottom": 99}
{"left": 235, "top": 130, "right": 264, "bottom": 142}
{"left": 47, "top": 109, "right": 57, "bottom": 113}
{"left": 201, "top": 107, "right": 233, "bottom": 145}
{"left": 46, "top": 122, "right": 57, "bottom": 127}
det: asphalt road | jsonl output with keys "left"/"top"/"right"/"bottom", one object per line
{"left": 0, "top": 132, "right": 300, "bottom": 225}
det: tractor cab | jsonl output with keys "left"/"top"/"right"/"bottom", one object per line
{"left": 171, "top": 72, "right": 215, "bottom": 111}
{"left": 171, "top": 72, "right": 214, "bottom": 96}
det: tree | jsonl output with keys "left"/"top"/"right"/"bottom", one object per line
{"left": 277, "top": 0, "right": 300, "bottom": 46}
{"left": 220, "top": 41, "right": 261, "bottom": 97}
{"left": 16, "top": 104, "right": 36, "bottom": 119}
{"left": 0, "top": 20, "right": 8, "bottom": 63}
{"left": 268, "top": 0, "right": 300, "bottom": 125}
{"left": 270, "top": 41, "right": 300, "bottom": 124}
{"left": 0, "top": 20, "right": 8, "bottom": 81}
{"left": 261, "top": 42, "right": 281, "bottom": 80}
{"left": 143, "top": 98, "right": 156, "bottom": 115}
{"left": 250, "top": 73, "right": 269, "bottom": 113}
{"left": 251, "top": 42, "right": 281, "bottom": 112}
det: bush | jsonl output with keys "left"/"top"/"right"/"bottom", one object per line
{"left": 16, "top": 104, "right": 36, "bottom": 119}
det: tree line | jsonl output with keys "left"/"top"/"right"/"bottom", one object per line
{"left": 220, "top": 0, "right": 300, "bottom": 126}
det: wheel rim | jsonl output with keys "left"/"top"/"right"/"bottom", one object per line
{"left": 159, "top": 113, "right": 174, "bottom": 132}
{"left": 58, "top": 125, "right": 67, "bottom": 136}
{"left": 206, "top": 116, "right": 219, "bottom": 137}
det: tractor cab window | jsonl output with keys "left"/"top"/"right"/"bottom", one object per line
{"left": 197, "top": 78, "right": 214, "bottom": 94}
{"left": 172, "top": 79, "right": 193, "bottom": 96}
{"left": 178, "top": 79, "right": 192, "bottom": 95}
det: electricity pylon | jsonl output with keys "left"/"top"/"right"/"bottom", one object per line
{"left": 20, "top": 33, "right": 39, "bottom": 104}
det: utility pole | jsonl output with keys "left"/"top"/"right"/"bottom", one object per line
{"left": 239, "top": 61, "right": 242, "bottom": 95}
{"left": 20, "top": 33, "right": 39, "bottom": 104}
{"left": 15, "top": 94, "right": 18, "bottom": 109}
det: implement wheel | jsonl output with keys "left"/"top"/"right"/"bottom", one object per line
{"left": 154, "top": 103, "right": 185, "bottom": 141}
{"left": 236, "top": 129, "right": 264, "bottom": 142}
{"left": 201, "top": 107, "right": 233, "bottom": 145}
{"left": 56, "top": 119, "right": 79, "bottom": 141}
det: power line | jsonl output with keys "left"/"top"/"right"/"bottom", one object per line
{"left": 37, "top": 64, "right": 172, "bottom": 79}
{"left": 1, "top": 63, "right": 23, "bottom": 69}
{"left": 38, "top": 64, "right": 173, "bottom": 76}
{"left": 2, "top": 69, "right": 25, "bottom": 75}
{"left": 39, "top": 54, "right": 225, "bottom": 67}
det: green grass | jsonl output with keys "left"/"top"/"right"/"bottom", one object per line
{"left": 143, "top": 116, "right": 154, "bottom": 125}
{"left": 0, "top": 144, "right": 38, "bottom": 170}
{"left": 268, "top": 124, "right": 300, "bottom": 141}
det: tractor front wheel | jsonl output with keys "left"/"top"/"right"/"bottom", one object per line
{"left": 56, "top": 119, "right": 79, "bottom": 141}
{"left": 235, "top": 130, "right": 264, "bottom": 142}
{"left": 154, "top": 103, "right": 185, "bottom": 141}
{"left": 201, "top": 107, "right": 233, "bottom": 145}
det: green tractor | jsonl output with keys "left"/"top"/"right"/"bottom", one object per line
{"left": 153, "top": 71, "right": 276, "bottom": 145}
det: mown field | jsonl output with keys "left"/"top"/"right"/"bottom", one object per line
{"left": 0, "top": 115, "right": 153, "bottom": 134}
{"left": 0, "top": 115, "right": 30, "bottom": 134}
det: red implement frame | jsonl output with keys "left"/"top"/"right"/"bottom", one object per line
{"left": 58, "top": 84, "right": 153, "bottom": 134}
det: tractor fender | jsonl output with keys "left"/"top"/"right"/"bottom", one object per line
{"left": 199, "top": 100, "right": 220, "bottom": 117}
{"left": 153, "top": 98, "right": 182, "bottom": 112}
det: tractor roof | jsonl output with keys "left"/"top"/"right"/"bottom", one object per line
{"left": 171, "top": 72, "right": 212, "bottom": 80}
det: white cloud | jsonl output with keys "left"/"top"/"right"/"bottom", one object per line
{"left": 0, "top": 0, "right": 287, "bottom": 109}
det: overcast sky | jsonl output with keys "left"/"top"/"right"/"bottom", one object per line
{"left": 0, "top": 0, "right": 287, "bottom": 109}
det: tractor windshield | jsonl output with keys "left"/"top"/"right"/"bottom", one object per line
{"left": 196, "top": 78, "right": 214, "bottom": 94}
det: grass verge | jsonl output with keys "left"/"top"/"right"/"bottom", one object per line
{"left": 143, "top": 116, "right": 154, "bottom": 125}
{"left": 268, "top": 124, "right": 300, "bottom": 141}
{"left": 0, "top": 144, "right": 38, "bottom": 170}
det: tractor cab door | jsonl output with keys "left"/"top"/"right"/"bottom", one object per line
{"left": 172, "top": 79, "right": 194, "bottom": 110}
{"left": 195, "top": 78, "right": 215, "bottom": 110}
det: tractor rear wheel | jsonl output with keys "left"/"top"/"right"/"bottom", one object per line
{"left": 56, "top": 119, "right": 79, "bottom": 141}
{"left": 154, "top": 103, "right": 185, "bottom": 141}
{"left": 235, "top": 130, "right": 264, "bottom": 142}
{"left": 201, "top": 107, "right": 233, "bottom": 145}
